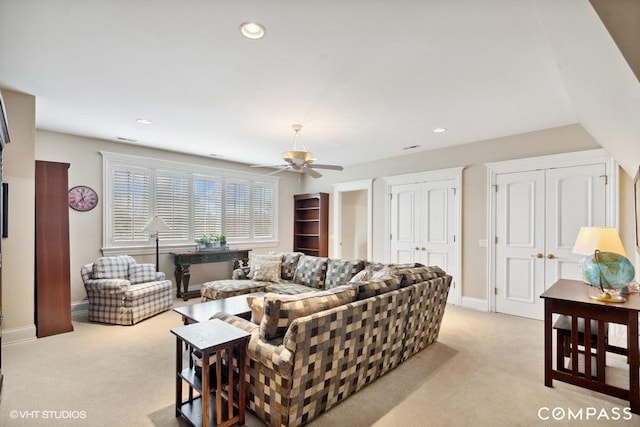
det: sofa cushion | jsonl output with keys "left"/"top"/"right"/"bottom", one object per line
{"left": 292, "top": 255, "right": 329, "bottom": 289}
{"left": 325, "top": 259, "right": 365, "bottom": 289}
{"left": 392, "top": 265, "right": 444, "bottom": 288}
{"left": 265, "top": 282, "right": 317, "bottom": 295}
{"left": 364, "top": 261, "right": 390, "bottom": 276}
{"left": 260, "top": 285, "right": 356, "bottom": 340}
{"left": 92, "top": 255, "right": 135, "bottom": 279}
{"left": 248, "top": 254, "right": 282, "bottom": 279}
{"left": 201, "top": 280, "right": 267, "bottom": 301}
{"left": 352, "top": 274, "right": 401, "bottom": 300}
{"left": 128, "top": 263, "right": 158, "bottom": 284}
{"left": 281, "top": 252, "right": 304, "bottom": 280}
{"left": 349, "top": 269, "right": 369, "bottom": 283}
{"left": 253, "top": 260, "right": 282, "bottom": 282}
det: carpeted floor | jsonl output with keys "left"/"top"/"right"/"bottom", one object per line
{"left": 1, "top": 300, "right": 638, "bottom": 426}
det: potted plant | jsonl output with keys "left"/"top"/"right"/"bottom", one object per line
{"left": 214, "top": 233, "right": 227, "bottom": 249}
{"left": 195, "top": 234, "right": 212, "bottom": 250}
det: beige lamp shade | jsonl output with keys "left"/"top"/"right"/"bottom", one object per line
{"left": 572, "top": 226, "right": 626, "bottom": 257}
{"left": 143, "top": 215, "right": 170, "bottom": 235}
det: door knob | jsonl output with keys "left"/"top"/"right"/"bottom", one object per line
{"left": 421, "top": 247, "right": 426, "bottom": 251}
{"left": 415, "top": 247, "right": 420, "bottom": 251}
{"left": 547, "top": 254, "right": 556, "bottom": 259}
{"left": 534, "top": 253, "right": 543, "bottom": 259}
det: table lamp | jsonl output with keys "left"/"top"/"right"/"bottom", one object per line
{"left": 143, "top": 215, "right": 171, "bottom": 272}
{"left": 572, "top": 226, "right": 635, "bottom": 303}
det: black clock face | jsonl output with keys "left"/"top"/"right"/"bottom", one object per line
{"left": 68, "top": 185, "right": 98, "bottom": 211}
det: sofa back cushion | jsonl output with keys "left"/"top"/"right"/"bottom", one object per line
{"left": 392, "top": 265, "right": 447, "bottom": 288}
{"left": 260, "top": 285, "right": 356, "bottom": 340}
{"left": 292, "top": 255, "right": 329, "bottom": 289}
{"left": 325, "top": 259, "right": 365, "bottom": 289}
{"left": 351, "top": 274, "right": 401, "bottom": 300}
{"left": 92, "top": 255, "right": 136, "bottom": 279}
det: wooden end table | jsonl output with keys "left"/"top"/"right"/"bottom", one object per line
{"left": 541, "top": 279, "right": 640, "bottom": 414}
{"left": 174, "top": 292, "right": 266, "bottom": 325}
{"left": 171, "top": 319, "right": 250, "bottom": 427}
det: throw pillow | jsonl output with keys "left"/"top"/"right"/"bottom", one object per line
{"left": 248, "top": 254, "right": 282, "bottom": 279}
{"left": 371, "top": 267, "right": 392, "bottom": 280}
{"left": 325, "top": 259, "right": 365, "bottom": 289}
{"left": 128, "top": 263, "right": 158, "bottom": 284}
{"left": 252, "top": 260, "right": 282, "bottom": 283}
{"left": 246, "top": 295, "right": 264, "bottom": 324}
{"left": 349, "top": 269, "right": 369, "bottom": 283}
{"left": 292, "top": 255, "right": 329, "bottom": 289}
{"left": 92, "top": 255, "right": 136, "bottom": 279}
{"left": 260, "top": 285, "right": 356, "bottom": 340}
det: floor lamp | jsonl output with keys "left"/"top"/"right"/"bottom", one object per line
{"left": 143, "top": 215, "right": 171, "bottom": 272}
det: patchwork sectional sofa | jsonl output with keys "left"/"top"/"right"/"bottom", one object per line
{"left": 203, "top": 252, "right": 452, "bottom": 426}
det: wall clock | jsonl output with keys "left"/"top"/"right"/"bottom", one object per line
{"left": 68, "top": 185, "right": 99, "bottom": 212}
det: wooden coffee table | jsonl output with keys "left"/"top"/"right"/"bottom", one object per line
{"left": 174, "top": 292, "right": 265, "bottom": 324}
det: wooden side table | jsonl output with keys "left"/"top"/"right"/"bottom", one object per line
{"left": 171, "top": 319, "right": 251, "bottom": 427}
{"left": 541, "top": 279, "right": 640, "bottom": 414}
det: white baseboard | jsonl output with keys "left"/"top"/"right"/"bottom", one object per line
{"left": 2, "top": 324, "right": 37, "bottom": 345}
{"left": 460, "top": 296, "right": 488, "bottom": 311}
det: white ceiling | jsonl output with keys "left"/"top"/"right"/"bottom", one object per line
{"left": 0, "top": 0, "right": 627, "bottom": 168}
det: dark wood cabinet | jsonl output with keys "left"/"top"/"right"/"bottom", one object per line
{"left": 293, "top": 193, "right": 329, "bottom": 257}
{"left": 35, "top": 161, "right": 73, "bottom": 338}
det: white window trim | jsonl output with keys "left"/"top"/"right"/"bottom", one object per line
{"left": 101, "top": 151, "right": 279, "bottom": 255}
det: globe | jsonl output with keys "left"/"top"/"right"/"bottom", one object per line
{"left": 582, "top": 251, "right": 635, "bottom": 290}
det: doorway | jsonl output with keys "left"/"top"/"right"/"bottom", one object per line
{"left": 333, "top": 180, "right": 373, "bottom": 261}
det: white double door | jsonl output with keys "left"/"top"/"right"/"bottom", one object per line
{"left": 390, "top": 179, "right": 457, "bottom": 304}
{"left": 495, "top": 164, "right": 607, "bottom": 320}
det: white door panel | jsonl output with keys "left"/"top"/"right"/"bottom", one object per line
{"left": 390, "top": 179, "right": 458, "bottom": 304}
{"left": 496, "top": 164, "right": 608, "bottom": 320}
{"left": 496, "top": 170, "right": 545, "bottom": 319}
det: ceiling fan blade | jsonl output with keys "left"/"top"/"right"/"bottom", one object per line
{"left": 302, "top": 166, "right": 323, "bottom": 178}
{"left": 307, "top": 163, "right": 344, "bottom": 171}
{"left": 268, "top": 167, "right": 291, "bottom": 176}
{"left": 251, "top": 164, "right": 288, "bottom": 168}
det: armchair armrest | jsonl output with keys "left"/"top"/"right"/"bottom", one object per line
{"left": 83, "top": 278, "right": 130, "bottom": 293}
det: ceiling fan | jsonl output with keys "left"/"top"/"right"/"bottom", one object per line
{"left": 252, "top": 124, "right": 343, "bottom": 178}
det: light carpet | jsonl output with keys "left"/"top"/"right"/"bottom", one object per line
{"left": 0, "top": 300, "right": 638, "bottom": 426}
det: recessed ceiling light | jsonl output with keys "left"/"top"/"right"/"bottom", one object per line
{"left": 240, "top": 22, "right": 266, "bottom": 40}
{"left": 433, "top": 127, "right": 447, "bottom": 133}
{"left": 136, "top": 118, "right": 152, "bottom": 125}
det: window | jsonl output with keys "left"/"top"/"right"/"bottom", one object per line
{"left": 102, "top": 152, "right": 279, "bottom": 250}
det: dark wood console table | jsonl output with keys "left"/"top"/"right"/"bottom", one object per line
{"left": 541, "top": 279, "right": 639, "bottom": 414}
{"left": 171, "top": 249, "right": 250, "bottom": 300}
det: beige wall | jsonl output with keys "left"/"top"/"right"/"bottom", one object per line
{"left": 1, "top": 89, "right": 36, "bottom": 335}
{"left": 301, "top": 124, "right": 636, "bottom": 301}
{"left": 35, "top": 130, "right": 302, "bottom": 307}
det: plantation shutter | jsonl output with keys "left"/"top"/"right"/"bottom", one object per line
{"left": 112, "top": 168, "right": 151, "bottom": 243}
{"left": 225, "top": 179, "right": 250, "bottom": 239}
{"left": 193, "top": 176, "right": 223, "bottom": 238}
{"left": 253, "top": 182, "right": 274, "bottom": 239}
{"left": 155, "top": 173, "right": 190, "bottom": 241}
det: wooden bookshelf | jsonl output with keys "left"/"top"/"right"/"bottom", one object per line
{"left": 293, "top": 193, "right": 329, "bottom": 257}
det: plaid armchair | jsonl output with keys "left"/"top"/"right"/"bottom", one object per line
{"left": 81, "top": 255, "right": 173, "bottom": 325}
